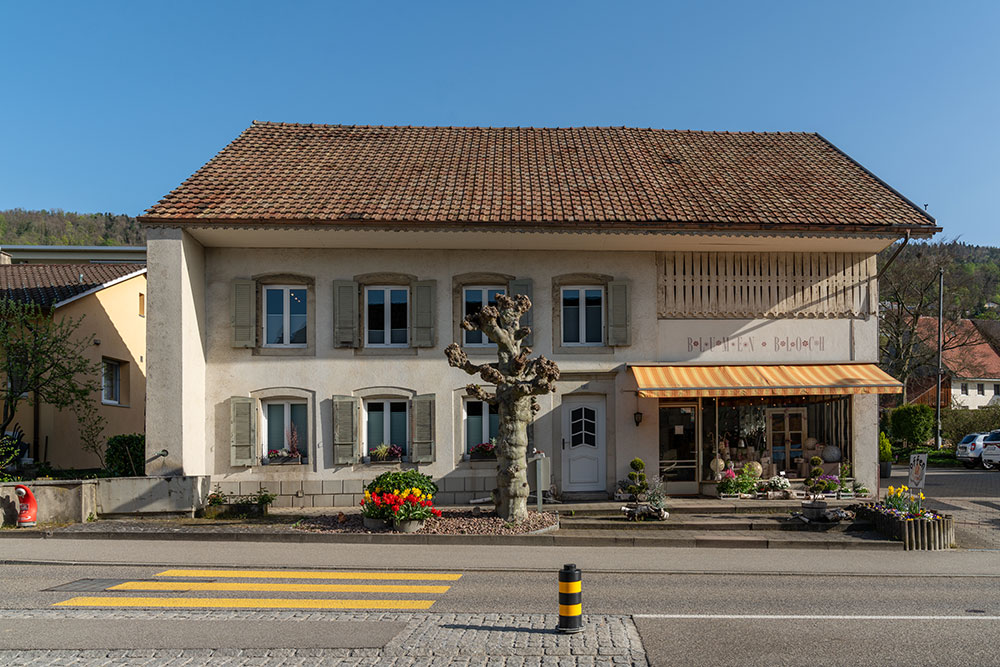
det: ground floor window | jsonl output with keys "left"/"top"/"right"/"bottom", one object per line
{"left": 465, "top": 400, "right": 499, "bottom": 452}
{"left": 365, "top": 399, "right": 408, "bottom": 458}
{"left": 101, "top": 359, "right": 121, "bottom": 405}
{"left": 694, "top": 396, "right": 852, "bottom": 481}
{"left": 263, "top": 400, "right": 308, "bottom": 459}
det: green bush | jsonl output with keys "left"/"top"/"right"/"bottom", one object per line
{"left": 941, "top": 405, "right": 1000, "bottom": 446}
{"left": 889, "top": 404, "right": 935, "bottom": 447}
{"left": 364, "top": 470, "right": 438, "bottom": 496}
{"left": 104, "top": 433, "right": 145, "bottom": 477}
{"left": 626, "top": 458, "right": 649, "bottom": 500}
{"left": 879, "top": 432, "right": 894, "bottom": 463}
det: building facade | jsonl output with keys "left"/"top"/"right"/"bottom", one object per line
{"left": 140, "top": 123, "right": 937, "bottom": 507}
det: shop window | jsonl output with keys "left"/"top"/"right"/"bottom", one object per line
{"left": 364, "top": 399, "right": 408, "bottom": 456}
{"left": 262, "top": 400, "right": 308, "bottom": 459}
{"left": 561, "top": 286, "right": 604, "bottom": 346}
{"left": 264, "top": 285, "right": 307, "bottom": 347}
{"left": 463, "top": 286, "right": 505, "bottom": 346}
{"left": 365, "top": 286, "right": 409, "bottom": 347}
{"left": 465, "top": 400, "right": 499, "bottom": 452}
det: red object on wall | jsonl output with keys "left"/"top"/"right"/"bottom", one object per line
{"left": 14, "top": 485, "right": 37, "bottom": 527}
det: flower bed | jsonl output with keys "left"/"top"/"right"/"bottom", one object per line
{"left": 296, "top": 509, "right": 558, "bottom": 535}
{"left": 856, "top": 485, "right": 954, "bottom": 550}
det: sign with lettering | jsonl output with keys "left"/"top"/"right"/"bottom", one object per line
{"left": 908, "top": 453, "right": 928, "bottom": 490}
{"left": 658, "top": 319, "right": 864, "bottom": 362}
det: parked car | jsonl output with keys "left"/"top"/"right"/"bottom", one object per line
{"left": 981, "top": 431, "right": 1000, "bottom": 470}
{"left": 956, "top": 432, "right": 989, "bottom": 468}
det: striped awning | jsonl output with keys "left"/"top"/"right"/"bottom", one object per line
{"left": 631, "top": 364, "right": 902, "bottom": 398}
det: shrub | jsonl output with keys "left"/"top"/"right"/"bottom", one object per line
{"left": 104, "top": 434, "right": 145, "bottom": 477}
{"left": 626, "top": 458, "right": 649, "bottom": 500}
{"left": 879, "top": 431, "right": 894, "bottom": 462}
{"left": 890, "top": 404, "right": 935, "bottom": 447}
{"left": 365, "top": 470, "right": 438, "bottom": 497}
{"left": 941, "top": 405, "right": 1000, "bottom": 446}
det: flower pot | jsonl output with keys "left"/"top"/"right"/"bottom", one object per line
{"left": 802, "top": 500, "right": 828, "bottom": 520}
{"left": 260, "top": 457, "right": 269, "bottom": 465}
{"left": 362, "top": 516, "right": 388, "bottom": 530}
{"left": 393, "top": 519, "right": 424, "bottom": 533}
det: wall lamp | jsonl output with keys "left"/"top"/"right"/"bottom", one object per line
{"left": 633, "top": 411, "right": 643, "bottom": 426}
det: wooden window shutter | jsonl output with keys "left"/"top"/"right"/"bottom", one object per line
{"left": 332, "top": 280, "right": 359, "bottom": 348}
{"left": 607, "top": 280, "right": 630, "bottom": 346}
{"left": 411, "top": 280, "right": 436, "bottom": 348}
{"left": 231, "top": 279, "right": 256, "bottom": 348}
{"left": 508, "top": 278, "right": 533, "bottom": 347}
{"left": 230, "top": 396, "right": 256, "bottom": 466}
{"left": 332, "top": 395, "right": 359, "bottom": 464}
{"left": 410, "top": 394, "right": 435, "bottom": 463}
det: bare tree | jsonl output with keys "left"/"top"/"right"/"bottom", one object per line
{"left": 445, "top": 294, "right": 559, "bottom": 522}
{"left": 879, "top": 243, "right": 981, "bottom": 402}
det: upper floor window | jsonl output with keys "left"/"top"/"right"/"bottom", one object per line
{"left": 463, "top": 286, "right": 504, "bottom": 346}
{"left": 562, "top": 286, "right": 604, "bottom": 346}
{"left": 364, "top": 399, "right": 408, "bottom": 457}
{"left": 978, "top": 383, "right": 985, "bottom": 396}
{"left": 994, "top": 384, "right": 1000, "bottom": 395}
{"left": 102, "top": 359, "right": 121, "bottom": 405}
{"left": 264, "top": 285, "right": 307, "bottom": 347}
{"left": 365, "top": 286, "right": 409, "bottom": 347}
{"left": 961, "top": 383, "right": 969, "bottom": 395}
{"left": 138, "top": 293, "right": 145, "bottom": 317}
{"left": 465, "top": 400, "right": 499, "bottom": 453}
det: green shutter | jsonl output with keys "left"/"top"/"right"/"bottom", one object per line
{"left": 332, "top": 395, "right": 359, "bottom": 464}
{"left": 333, "top": 280, "right": 359, "bottom": 348}
{"left": 508, "top": 278, "right": 533, "bottom": 347}
{"left": 231, "top": 279, "right": 255, "bottom": 348}
{"left": 607, "top": 280, "right": 630, "bottom": 346}
{"left": 410, "top": 393, "right": 435, "bottom": 463}
{"left": 230, "top": 396, "right": 256, "bottom": 466}
{"left": 411, "top": 280, "right": 436, "bottom": 348}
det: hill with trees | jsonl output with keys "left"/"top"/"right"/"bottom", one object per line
{"left": 0, "top": 209, "right": 143, "bottom": 246}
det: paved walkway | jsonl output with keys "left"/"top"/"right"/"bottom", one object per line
{"left": 2, "top": 610, "right": 647, "bottom": 666}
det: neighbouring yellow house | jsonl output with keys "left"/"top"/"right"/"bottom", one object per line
{"left": 1, "top": 263, "right": 147, "bottom": 469}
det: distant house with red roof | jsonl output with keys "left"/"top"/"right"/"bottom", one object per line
{"left": 909, "top": 318, "right": 1000, "bottom": 409}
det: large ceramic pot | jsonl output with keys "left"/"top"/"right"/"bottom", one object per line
{"left": 821, "top": 445, "right": 842, "bottom": 463}
{"left": 393, "top": 519, "right": 425, "bottom": 533}
{"left": 362, "top": 516, "right": 389, "bottom": 530}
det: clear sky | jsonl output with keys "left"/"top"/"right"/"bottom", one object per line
{"left": 1, "top": 1, "right": 997, "bottom": 244}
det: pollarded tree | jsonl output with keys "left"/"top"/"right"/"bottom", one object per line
{"left": 445, "top": 293, "right": 559, "bottom": 522}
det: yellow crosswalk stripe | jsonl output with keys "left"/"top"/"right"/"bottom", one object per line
{"left": 155, "top": 568, "right": 462, "bottom": 581}
{"left": 54, "top": 596, "right": 436, "bottom": 610}
{"left": 110, "top": 581, "right": 451, "bottom": 594}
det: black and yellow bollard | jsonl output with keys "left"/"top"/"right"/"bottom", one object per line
{"left": 557, "top": 563, "right": 583, "bottom": 633}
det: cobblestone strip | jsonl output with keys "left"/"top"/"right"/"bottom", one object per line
{"left": 1, "top": 611, "right": 649, "bottom": 666}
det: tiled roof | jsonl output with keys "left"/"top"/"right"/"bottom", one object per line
{"left": 917, "top": 318, "right": 1000, "bottom": 379}
{"left": 142, "top": 123, "right": 937, "bottom": 231}
{"left": 973, "top": 319, "right": 1000, "bottom": 355}
{"left": 0, "top": 263, "right": 145, "bottom": 308}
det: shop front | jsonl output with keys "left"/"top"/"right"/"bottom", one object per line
{"left": 632, "top": 364, "right": 901, "bottom": 495}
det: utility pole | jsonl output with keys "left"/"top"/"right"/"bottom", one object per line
{"left": 935, "top": 267, "right": 944, "bottom": 449}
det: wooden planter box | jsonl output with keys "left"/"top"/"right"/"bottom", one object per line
{"left": 856, "top": 505, "right": 954, "bottom": 551}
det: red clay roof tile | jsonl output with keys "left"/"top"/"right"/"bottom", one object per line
{"left": 0, "top": 264, "right": 145, "bottom": 308}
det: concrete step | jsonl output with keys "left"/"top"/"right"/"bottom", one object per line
{"left": 551, "top": 528, "right": 903, "bottom": 550}
{"left": 559, "top": 515, "right": 871, "bottom": 533}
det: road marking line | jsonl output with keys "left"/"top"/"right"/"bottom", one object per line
{"left": 634, "top": 614, "right": 1000, "bottom": 621}
{"left": 156, "top": 569, "right": 461, "bottom": 581}
{"left": 54, "top": 596, "right": 436, "bottom": 610}
{"left": 110, "top": 581, "right": 451, "bottom": 594}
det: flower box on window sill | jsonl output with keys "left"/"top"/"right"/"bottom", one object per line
{"left": 362, "top": 456, "right": 408, "bottom": 465}
{"left": 262, "top": 453, "right": 306, "bottom": 466}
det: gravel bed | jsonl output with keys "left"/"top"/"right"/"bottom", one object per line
{"left": 296, "top": 509, "right": 558, "bottom": 535}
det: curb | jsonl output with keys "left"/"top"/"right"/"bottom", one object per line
{"left": 0, "top": 527, "right": 902, "bottom": 550}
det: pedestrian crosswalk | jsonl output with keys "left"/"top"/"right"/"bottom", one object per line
{"left": 52, "top": 568, "right": 462, "bottom": 610}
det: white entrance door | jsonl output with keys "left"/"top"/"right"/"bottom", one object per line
{"left": 561, "top": 397, "right": 606, "bottom": 492}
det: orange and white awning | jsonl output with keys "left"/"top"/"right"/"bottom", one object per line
{"left": 630, "top": 364, "right": 902, "bottom": 399}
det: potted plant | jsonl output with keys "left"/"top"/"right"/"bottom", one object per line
{"left": 879, "top": 431, "right": 894, "bottom": 478}
{"left": 469, "top": 439, "right": 497, "bottom": 460}
{"left": 717, "top": 467, "right": 739, "bottom": 498}
{"left": 360, "top": 489, "right": 393, "bottom": 530}
{"left": 371, "top": 443, "right": 404, "bottom": 463}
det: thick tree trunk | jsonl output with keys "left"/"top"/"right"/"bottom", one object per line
{"left": 494, "top": 393, "right": 532, "bottom": 522}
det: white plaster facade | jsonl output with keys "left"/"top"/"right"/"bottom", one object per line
{"left": 951, "top": 379, "right": 1000, "bottom": 409}
{"left": 144, "top": 226, "right": 890, "bottom": 505}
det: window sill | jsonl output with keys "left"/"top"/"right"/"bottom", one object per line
{"left": 354, "top": 347, "right": 418, "bottom": 357}
{"left": 253, "top": 346, "right": 315, "bottom": 357}
{"left": 553, "top": 345, "right": 615, "bottom": 355}
{"left": 101, "top": 400, "right": 128, "bottom": 408}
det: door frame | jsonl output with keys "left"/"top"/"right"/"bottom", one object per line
{"left": 560, "top": 395, "right": 607, "bottom": 493}
{"left": 658, "top": 401, "right": 700, "bottom": 495}
{"left": 765, "top": 406, "right": 808, "bottom": 472}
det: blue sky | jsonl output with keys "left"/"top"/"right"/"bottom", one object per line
{"left": 1, "top": 1, "right": 997, "bottom": 244}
